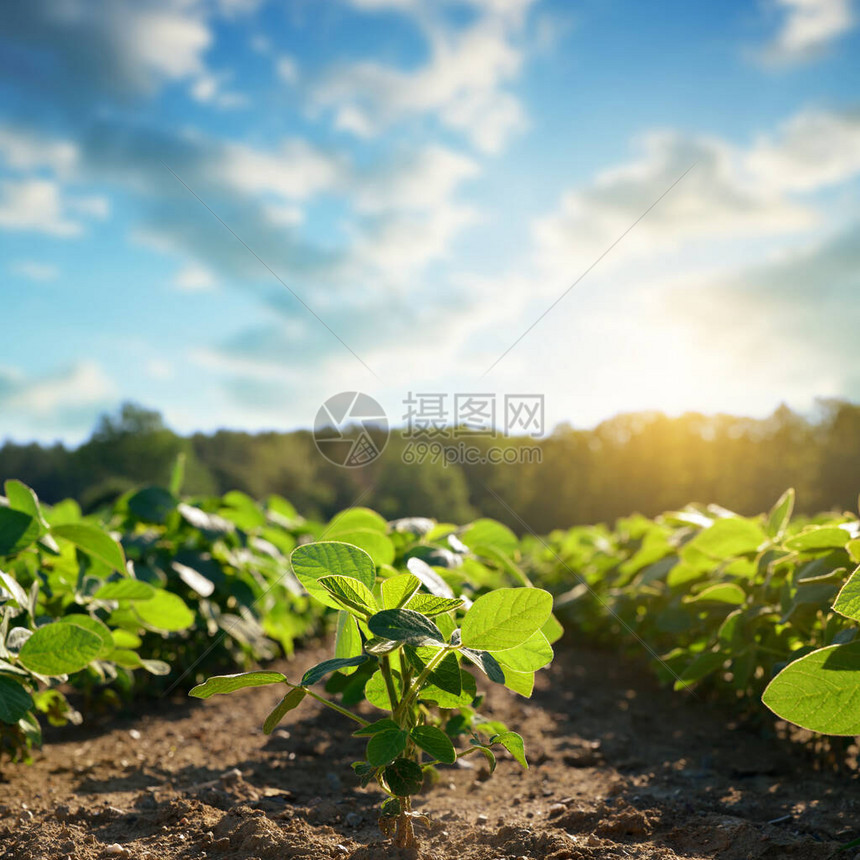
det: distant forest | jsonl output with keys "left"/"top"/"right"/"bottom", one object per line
{"left": 3, "top": 400, "right": 860, "bottom": 534}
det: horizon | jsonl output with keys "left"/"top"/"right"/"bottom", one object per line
{"left": 1, "top": 395, "right": 851, "bottom": 451}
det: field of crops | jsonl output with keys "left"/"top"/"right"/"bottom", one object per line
{"left": 1, "top": 476, "right": 859, "bottom": 859}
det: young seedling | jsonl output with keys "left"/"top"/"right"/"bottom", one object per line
{"left": 190, "top": 541, "right": 557, "bottom": 849}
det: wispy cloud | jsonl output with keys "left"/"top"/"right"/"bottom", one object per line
{"left": 0, "top": 361, "right": 117, "bottom": 441}
{"left": 0, "top": 179, "right": 101, "bottom": 237}
{"left": 314, "top": 0, "right": 535, "bottom": 153}
{"left": 760, "top": 0, "right": 855, "bottom": 64}
{"left": 9, "top": 260, "right": 60, "bottom": 282}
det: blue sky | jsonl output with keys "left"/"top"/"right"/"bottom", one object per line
{"left": 1, "top": 0, "right": 859, "bottom": 443}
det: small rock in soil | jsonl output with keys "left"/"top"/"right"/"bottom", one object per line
{"left": 219, "top": 768, "right": 242, "bottom": 785}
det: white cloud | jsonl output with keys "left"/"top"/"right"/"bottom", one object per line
{"left": 9, "top": 261, "right": 60, "bottom": 282}
{"left": 264, "top": 203, "right": 304, "bottom": 227}
{"left": 315, "top": 4, "right": 533, "bottom": 153}
{"left": 69, "top": 194, "right": 110, "bottom": 219}
{"left": 121, "top": 6, "right": 212, "bottom": 85}
{"left": 532, "top": 130, "right": 814, "bottom": 278}
{"left": 0, "top": 128, "right": 78, "bottom": 176}
{"left": 216, "top": 138, "right": 345, "bottom": 200}
{"left": 0, "top": 179, "right": 85, "bottom": 236}
{"left": 761, "top": 0, "right": 855, "bottom": 64}
{"left": 746, "top": 108, "right": 860, "bottom": 192}
{"left": 146, "top": 358, "right": 173, "bottom": 380}
{"left": 276, "top": 56, "right": 299, "bottom": 85}
{"left": 174, "top": 263, "right": 217, "bottom": 291}
{"left": 0, "top": 361, "right": 116, "bottom": 419}
{"left": 190, "top": 70, "right": 248, "bottom": 109}
{"left": 353, "top": 145, "right": 479, "bottom": 212}
{"left": 352, "top": 202, "right": 478, "bottom": 278}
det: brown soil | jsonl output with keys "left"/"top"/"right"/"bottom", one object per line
{"left": 1, "top": 641, "right": 856, "bottom": 860}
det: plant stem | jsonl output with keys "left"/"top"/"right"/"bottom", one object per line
{"left": 286, "top": 682, "right": 369, "bottom": 726}
{"left": 393, "top": 646, "right": 453, "bottom": 722}
{"left": 380, "top": 656, "right": 400, "bottom": 713}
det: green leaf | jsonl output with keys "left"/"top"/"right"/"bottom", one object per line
{"left": 171, "top": 561, "right": 215, "bottom": 597}
{"left": 18, "top": 622, "right": 103, "bottom": 676}
{"left": 133, "top": 589, "right": 195, "bottom": 632}
{"left": 323, "top": 528, "right": 395, "bottom": 567}
{"left": 491, "top": 631, "right": 553, "bottom": 672}
{"left": 461, "top": 648, "right": 506, "bottom": 683}
{"left": 127, "top": 486, "right": 177, "bottom": 524}
{"left": 189, "top": 671, "right": 287, "bottom": 698}
{"left": 833, "top": 567, "right": 860, "bottom": 623}
{"left": 405, "top": 594, "right": 464, "bottom": 616}
{"left": 459, "top": 519, "right": 519, "bottom": 555}
{"left": 381, "top": 574, "right": 421, "bottom": 610}
{"left": 141, "top": 658, "right": 171, "bottom": 675}
{"left": 407, "top": 647, "right": 461, "bottom": 696}
{"left": 411, "top": 725, "right": 456, "bottom": 764}
{"left": 785, "top": 527, "right": 851, "bottom": 552}
{"left": 326, "top": 507, "right": 388, "bottom": 535}
{"left": 178, "top": 503, "right": 234, "bottom": 534}
{"left": 4, "top": 480, "right": 45, "bottom": 527}
{"left": 335, "top": 611, "right": 363, "bottom": 674}
{"left": 689, "top": 517, "right": 765, "bottom": 560}
{"left": 762, "top": 642, "right": 860, "bottom": 735}
{"left": 301, "top": 655, "right": 369, "bottom": 686}
{"left": 263, "top": 687, "right": 306, "bottom": 734}
{"left": 384, "top": 758, "right": 424, "bottom": 796}
{"left": 379, "top": 796, "right": 402, "bottom": 817}
{"left": 0, "top": 570, "right": 29, "bottom": 610}
{"left": 51, "top": 523, "right": 126, "bottom": 572}
{"left": 0, "top": 508, "right": 39, "bottom": 555}
{"left": 353, "top": 718, "right": 401, "bottom": 736}
{"left": 169, "top": 452, "right": 186, "bottom": 496}
{"left": 221, "top": 490, "right": 267, "bottom": 531}
{"left": 94, "top": 579, "right": 156, "bottom": 601}
{"left": 673, "top": 651, "right": 726, "bottom": 690}
{"left": 766, "top": 488, "right": 794, "bottom": 539}
{"left": 365, "top": 668, "right": 402, "bottom": 711}
{"left": 368, "top": 608, "right": 446, "bottom": 646}
{"left": 57, "top": 615, "right": 113, "bottom": 660}
{"left": 683, "top": 583, "right": 746, "bottom": 606}
{"left": 291, "top": 542, "right": 376, "bottom": 609}
{"left": 460, "top": 588, "right": 553, "bottom": 651}
{"left": 474, "top": 745, "right": 496, "bottom": 773}
{"left": 111, "top": 629, "right": 141, "bottom": 649}
{"left": 406, "top": 557, "right": 455, "bottom": 598}
{"left": 491, "top": 731, "right": 527, "bottom": 768}
{"left": 502, "top": 667, "right": 534, "bottom": 697}
{"left": 541, "top": 613, "right": 564, "bottom": 645}
{"left": 420, "top": 669, "right": 477, "bottom": 708}
{"left": 318, "top": 575, "right": 378, "bottom": 617}
{"left": 367, "top": 728, "right": 408, "bottom": 766}
{"left": 108, "top": 650, "right": 170, "bottom": 675}
{"left": 0, "top": 675, "right": 33, "bottom": 724}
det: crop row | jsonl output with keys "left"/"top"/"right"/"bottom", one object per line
{"left": 0, "top": 469, "right": 542, "bottom": 765}
{"left": 521, "top": 489, "right": 860, "bottom": 736}
{"left": 3, "top": 475, "right": 859, "bottom": 769}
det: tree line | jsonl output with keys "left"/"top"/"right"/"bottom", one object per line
{"left": 2, "top": 400, "right": 860, "bottom": 533}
